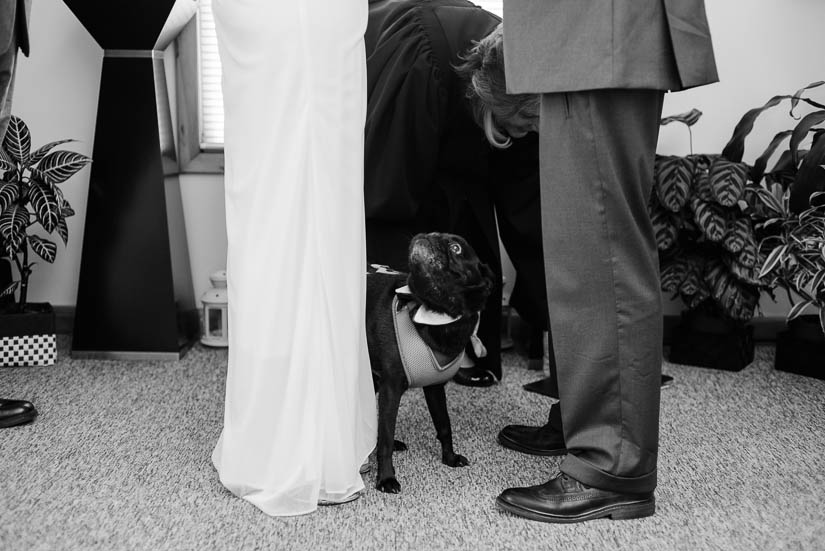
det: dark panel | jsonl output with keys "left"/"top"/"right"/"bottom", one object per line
{"left": 62, "top": 0, "right": 178, "bottom": 49}
{"left": 72, "top": 58, "right": 179, "bottom": 353}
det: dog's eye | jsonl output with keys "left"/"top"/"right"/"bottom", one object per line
{"left": 449, "top": 243, "right": 462, "bottom": 255}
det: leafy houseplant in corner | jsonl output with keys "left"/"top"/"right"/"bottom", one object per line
{"left": 0, "top": 116, "right": 91, "bottom": 367}
{"left": 758, "top": 192, "right": 825, "bottom": 380}
{"left": 740, "top": 82, "right": 825, "bottom": 379}
{"left": 650, "top": 109, "right": 766, "bottom": 371}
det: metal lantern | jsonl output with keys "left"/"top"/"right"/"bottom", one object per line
{"left": 201, "top": 270, "right": 228, "bottom": 347}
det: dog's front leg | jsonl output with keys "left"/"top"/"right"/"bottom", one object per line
{"left": 423, "top": 383, "right": 469, "bottom": 468}
{"left": 376, "top": 378, "right": 405, "bottom": 493}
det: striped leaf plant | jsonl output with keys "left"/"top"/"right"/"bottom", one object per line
{"left": 0, "top": 116, "right": 91, "bottom": 313}
{"left": 652, "top": 81, "right": 825, "bottom": 329}
{"left": 651, "top": 114, "right": 765, "bottom": 322}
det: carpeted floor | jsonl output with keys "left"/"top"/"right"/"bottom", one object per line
{"left": 1, "top": 336, "right": 823, "bottom": 551}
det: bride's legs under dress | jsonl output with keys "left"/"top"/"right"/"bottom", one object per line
{"left": 211, "top": 0, "right": 377, "bottom": 516}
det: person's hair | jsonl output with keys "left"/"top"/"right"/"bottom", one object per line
{"left": 454, "top": 24, "right": 540, "bottom": 149}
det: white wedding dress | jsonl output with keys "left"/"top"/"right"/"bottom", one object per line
{"left": 211, "top": 0, "right": 377, "bottom": 516}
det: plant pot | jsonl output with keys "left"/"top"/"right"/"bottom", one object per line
{"left": 0, "top": 302, "right": 58, "bottom": 367}
{"left": 774, "top": 315, "right": 825, "bottom": 380}
{"left": 667, "top": 309, "right": 755, "bottom": 371}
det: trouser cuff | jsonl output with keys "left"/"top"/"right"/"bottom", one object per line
{"left": 561, "top": 453, "right": 657, "bottom": 494}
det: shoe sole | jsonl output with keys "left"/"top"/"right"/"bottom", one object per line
{"left": 318, "top": 492, "right": 361, "bottom": 506}
{"left": 495, "top": 495, "right": 655, "bottom": 523}
{"left": 0, "top": 412, "right": 37, "bottom": 429}
{"left": 497, "top": 434, "right": 567, "bottom": 457}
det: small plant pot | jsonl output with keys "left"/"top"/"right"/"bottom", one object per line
{"left": 0, "top": 302, "right": 57, "bottom": 367}
{"left": 775, "top": 315, "right": 825, "bottom": 380}
{"left": 667, "top": 309, "right": 755, "bottom": 371}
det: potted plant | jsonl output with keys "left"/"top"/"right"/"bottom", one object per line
{"left": 735, "top": 81, "right": 825, "bottom": 379}
{"left": 652, "top": 81, "right": 825, "bottom": 372}
{"left": 650, "top": 110, "right": 766, "bottom": 371}
{"left": 0, "top": 115, "right": 91, "bottom": 367}
{"left": 757, "top": 189, "right": 825, "bottom": 379}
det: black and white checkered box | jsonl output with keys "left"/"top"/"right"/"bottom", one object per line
{"left": 1, "top": 334, "right": 57, "bottom": 367}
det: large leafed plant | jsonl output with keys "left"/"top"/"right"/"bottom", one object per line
{"left": 650, "top": 82, "right": 825, "bottom": 321}
{"left": 651, "top": 81, "right": 825, "bottom": 325}
{"left": 0, "top": 115, "right": 92, "bottom": 312}
{"left": 650, "top": 110, "right": 764, "bottom": 321}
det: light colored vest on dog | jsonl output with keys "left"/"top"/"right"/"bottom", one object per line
{"left": 392, "top": 296, "right": 468, "bottom": 388}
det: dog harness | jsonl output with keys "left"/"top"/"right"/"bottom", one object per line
{"left": 392, "top": 295, "right": 469, "bottom": 388}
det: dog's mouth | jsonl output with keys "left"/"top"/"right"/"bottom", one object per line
{"left": 408, "top": 234, "right": 442, "bottom": 269}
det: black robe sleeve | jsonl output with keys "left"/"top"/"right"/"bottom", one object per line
{"left": 364, "top": 2, "right": 448, "bottom": 223}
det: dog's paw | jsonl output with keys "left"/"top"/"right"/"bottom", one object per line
{"left": 376, "top": 477, "right": 402, "bottom": 494}
{"left": 443, "top": 453, "right": 470, "bottom": 468}
{"left": 393, "top": 439, "right": 408, "bottom": 452}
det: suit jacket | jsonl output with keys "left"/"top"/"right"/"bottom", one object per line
{"left": 502, "top": 0, "right": 718, "bottom": 93}
{"left": 1, "top": 0, "right": 31, "bottom": 56}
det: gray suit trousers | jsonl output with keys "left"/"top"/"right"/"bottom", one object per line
{"left": 539, "top": 89, "right": 664, "bottom": 494}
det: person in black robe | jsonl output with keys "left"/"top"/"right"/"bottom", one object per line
{"left": 364, "top": 0, "right": 548, "bottom": 386}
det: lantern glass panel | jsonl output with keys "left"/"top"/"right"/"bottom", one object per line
{"left": 207, "top": 307, "right": 224, "bottom": 337}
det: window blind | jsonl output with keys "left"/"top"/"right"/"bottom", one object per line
{"left": 196, "top": 0, "right": 504, "bottom": 148}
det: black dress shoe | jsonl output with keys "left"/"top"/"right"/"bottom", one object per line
{"left": 452, "top": 366, "right": 498, "bottom": 387}
{"left": 498, "top": 422, "right": 566, "bottom": 456}
{"left": 0, "top": 398, "right": 38, "bottom": 428}
{"left": 496, "top": 473, "right": 655, "bottom": 523}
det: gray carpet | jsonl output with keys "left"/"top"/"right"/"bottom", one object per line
{"left": 1, "top": 336, "right": 824, "bottom": 551}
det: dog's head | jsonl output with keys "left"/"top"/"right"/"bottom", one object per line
{"left": 406, "top": 232, "right": 494, "bottom": 319}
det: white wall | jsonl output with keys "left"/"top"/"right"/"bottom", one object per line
{"left": 11, "top": 0, "right": 825, "bottom": 318}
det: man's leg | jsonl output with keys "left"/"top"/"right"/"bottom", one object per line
{"left": 544, "top": 89, "right": 664, "bottom": 493}
{"left": 497, "top": 88, "right": 664, "bottom": 522}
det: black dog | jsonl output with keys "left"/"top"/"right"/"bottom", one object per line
{"left": 365, "top": 232, "right": 494, "bottom": 493}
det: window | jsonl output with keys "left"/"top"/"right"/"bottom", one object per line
{"left": 184, "top": 0, "right": 504, "bottom": 166}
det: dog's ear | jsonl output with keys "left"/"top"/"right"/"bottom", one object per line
{"left": 463, "top": 261, "right": 495, "bottom": 313}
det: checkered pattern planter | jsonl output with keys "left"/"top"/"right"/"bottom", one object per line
{"left": 1, "top": 334, "right": 57, "bottom": 367}
{"left": 0, "top": 303, "right": 57, "bottom": 368}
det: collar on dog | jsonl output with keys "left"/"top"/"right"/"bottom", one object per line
{"left": 395, "top": 285, "right": 460, "bottom": 325}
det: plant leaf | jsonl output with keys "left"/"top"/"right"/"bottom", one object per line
{"left": 661, "top": 255, "right": 690, "bottom": 292}
{"left": 705, "top": 260, "right": 759, "bottom": 321}
{"left": 0, "top": 182, "right": 20, "bottom": 214}
{"left": 655, "top": 156, "right": 693, "bottom": 212}
{"left": 0, "top": 146, "right": 16, "bottom": 173}
{"left": 37, "top": 150, "right": 92, "bottom": 184}
{"left": 789, "top": 136, "right": 825, "bottom": 213}
{"left": 751, "top": 130, "right": 792, "bottom": 185}
{"left": 690, "top": 197, "right": 726, "bottom": 241}
{"left": 787, "top": 299, "right": 814, "bottom": 321}
{"left": 0, "top": 280, "right": 18, "bottom": 298}
{"left": 0, "top": 203, "right": 29, "bottom": 253}
{"left": 650, "top": 203, "right": 679, "bottom": 251}
{"left": 753, "top": 186, "right": 785, "bottom": 216}
{"left": 759, "top": 244, "right": 788, "bottom": 278}
{"left": 723, "top": 218, "right": 750, "bottom": 253}
{"left": 27, "top": 235, "right": 57, "bottom": 263}
{"left": 661, "top": 108, "right": 703, "bottom": 127}
{"left": 790, "top": 110, "right": 825, "bottom": 166}
{"left": 27, "top": 180, "right": 60, "bottom": 233}
{"left": 709, "top": 158, "right": 748, "bottom": 207}
{"left": 29, "top": 139, "right": 76, "bottom": 167}
{"left": 722, "top": 94, "right": 792, "bottom": 162}
{"left": 1, "top": 116, "right": 31, "bottom": 166}
{"left": 789, "top": 81, "right": 825, "bottom": 117}
{"left": 56, "top": 217, "right": 69, "bottom": 245}
{"left": 737, "top": 235, "right": 759, "bottom": 268}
